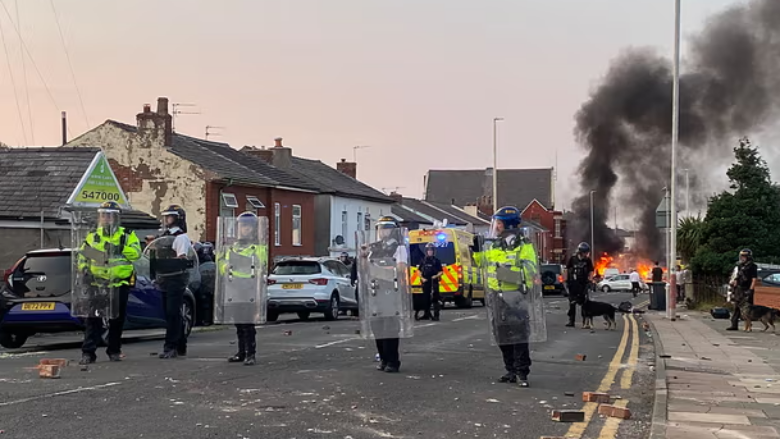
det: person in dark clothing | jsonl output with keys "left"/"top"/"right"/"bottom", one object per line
{"left": 728, "top": 249, "right": 758, "bottom": 331}
{"left": 417, "top": 243, "right": 444, "bottom": 321}
{"left": 651, "top": 262, "right": 664, "bottom": 283}
{"left": 565, "top": 242, "right": 594, "bottom": 327}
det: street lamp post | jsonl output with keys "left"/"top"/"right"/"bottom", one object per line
{"left": 683, "top": 168, "right": 690, "bottom": 216}
{"left": 669, "top": 0, "right": 681, "bottom": 321}
{"left": 590, "top": 190, "right": 596, "bottom": 258}
{"left": 492, "top": 117, "right": 504, "bottom": 214}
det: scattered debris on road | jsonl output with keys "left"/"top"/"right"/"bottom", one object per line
{"left": 582, "top": 392, "right": 611, "bottom": 403}
{"left": 575, "top": 354, "right": 587, "bottom": 361}
{"left": 598, "top": 404, "right": 631, "bottom": 419}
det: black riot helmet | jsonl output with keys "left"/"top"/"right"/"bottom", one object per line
{"left": 375, "top": 216, "right": 399, "bottom": 240}
{"left": 162, "top": 204, "right": 187, "bottom": 233}
{"left": 739, "top": 248, "right": 753, "bottom": 263}
{"left": 577, "top": 242, "right": 591, "bottom": 256}
{"left": 425, "top": 242, "right": 436, "bottom": 256}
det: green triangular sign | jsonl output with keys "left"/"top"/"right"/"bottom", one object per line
{"left": 66, "top": 151, "right": 131, "bottom": 210}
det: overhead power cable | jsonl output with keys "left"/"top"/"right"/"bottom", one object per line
{"left": 49, "top": 0, "right": 89, "bottom": 129}
{"left": 16, "top": 0, "right": 33, "bottom": 144}
{"left": 0, "top": 10, "right": 27, "bottom": 145}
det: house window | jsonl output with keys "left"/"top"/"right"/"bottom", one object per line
{"left": 247, "top": 196, "right": 265, "bottom": 209}
{"left": 274, "top": 203, "right": 281, "bottom": 246}
{"left": 341, "top": 210, "right": 348, "bottom": 244}
{"left": 364, "top": 212, "right": 371, "bottom": 231}
{"left": 221, "top": 193, "right": 238, "bottom": 237}
{"left": 555, "top": 219, "right": 561, "bottom": 238}
{"left": 357, "top": 212, "right": 363, "bottom": 239}
{"left": 292, "top": 205, "right": 302, "bottom": 246}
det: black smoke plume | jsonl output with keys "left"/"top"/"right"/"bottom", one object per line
{"left": 570, "top": 0, "right": 780, "bottom": 261}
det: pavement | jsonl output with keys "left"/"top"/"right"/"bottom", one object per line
{"left": 0, "top": 291, "right": 655, "bottom": 439}
{"left": 646, "top": 308, "right": 780, "bottom": 438}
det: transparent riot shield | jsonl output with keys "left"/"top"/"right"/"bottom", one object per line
{"left": 356, "top": 229, "right": 414, "bottom": 340}
{"left": 70, "top": 211, "right": 120, "bottom": 319}
{"left": 146, "top": 235, "right": 197, "bottom": 294}
{"left": 479, "top": 234, "right": 547, "bottom": 344}
{"left": 214, "top": 216, "right": 269, "bottom": 324}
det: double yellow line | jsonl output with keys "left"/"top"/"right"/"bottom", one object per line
{"left": 563, "top": 312, "right": 641, "bottom": 439}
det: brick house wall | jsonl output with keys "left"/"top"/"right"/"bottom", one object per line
{"left": 204, "top": 182, "right": 315, "bottom": 261}
{"left": 522, "top": 199, "right": 567, "bottom": 264}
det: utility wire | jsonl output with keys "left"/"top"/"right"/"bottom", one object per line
{"left": 0, "top": 11, "right": 27, "bottom": 145}
{"left": 49, "top": 0, "right": 89, "bottom": 129}
{"left": 0, "top": 0, "right": 63, "bottom": 128}
{"left": 16, "top": 0, "right": 33, "bottom": 144}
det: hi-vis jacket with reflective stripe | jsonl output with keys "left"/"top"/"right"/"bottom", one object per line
{"left": 473, "top": 242, "right": 537, "bottom": 291}
{"left": 78, "top": 227, "right": 141, "bottom": 286}
{"left": 218, "top": 243, "right": 267, "bottom": 277}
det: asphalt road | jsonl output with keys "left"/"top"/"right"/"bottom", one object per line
{"left": 0, "top": 291, "right": 655, "bottom": 439}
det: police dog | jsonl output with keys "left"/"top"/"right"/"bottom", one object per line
{"left": 741, "top": 304, "right": 779, "bottom": 333}
{"left": 581, "top": 298, "right": 617, "bottom": 330}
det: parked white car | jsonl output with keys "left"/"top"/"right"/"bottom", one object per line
{"left": 267, "top": 257, "right": 358, "bottom": 322}
{"left": 597, "top": 274, "right": 649, "bottom": 293}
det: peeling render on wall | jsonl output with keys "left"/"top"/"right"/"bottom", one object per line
{"left": 67, "top": 122, "right": 209, "bottom": 240}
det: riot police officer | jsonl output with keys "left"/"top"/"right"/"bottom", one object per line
{"left": 727, "top": 249, "right": 758, "bottom": 331}
{"left": 158, "top": 204, "right": 193, "bottom": 359}
{"left": 218, "top": 212, "right": 268, "bottom": 365}
{"left": 78, "top": 201, "right": 142, "bottom": 364}
{"left": 358, "top": 216, "right": 410, "bottom": 373}
{"left": 417, "top": 242, "right": 443, "bottom": 321}
{"left": 473, "top": 207, "right": 544, "bottom": 388}
{"left": 565, "top": 242, "right": 594, "bottom": 328}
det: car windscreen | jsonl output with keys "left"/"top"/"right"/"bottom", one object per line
{"left": 12, "top": 253, "right": 72, "bottom": 297}
{"left": 410, "top": 242, "right": 456, "bottom": 267}
{"left": 541, "top": 265, "right": 561, "bottom": 274}
{"left": 272, "top": 261, "right": 322, "bottom": 275}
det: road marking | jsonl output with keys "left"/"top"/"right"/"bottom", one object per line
{"left": 315, "top": 338, "right": 360, "bottom": 349}
{"left": 597, "top": 314, "right": 640, "bottom": 438}
{"left": 0, "top": 382, "right": 122, "bottom": 407}
{"left": 452, "top": 315, "right": 480, "bottom": 322}
{"left": 415, "top": 323, "right": 438, "bottom": 328}
{"left": 620, "top": 314, "right": 640, "bottom": 389}
{"left": 564, "top": 314, "right": 630, "bottom": 438}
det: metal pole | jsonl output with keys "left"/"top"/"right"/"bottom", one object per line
{"left": 684, "top": 169, "right": 690, "bottom": 215}
{"left": 61, "top": 111, "right": 67, "bottom": 145}
{"left": 668, "top": 0, "right": 681, "bottom": 320}
{"left": 492, "top": 118, "right": 503, "bottom": 214}
{"left": 590, "top": 190, "right": 596, "bottom": 258}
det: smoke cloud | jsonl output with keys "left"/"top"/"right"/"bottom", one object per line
{"left": 570, "top": 0, "right": 780, "bottom": 261}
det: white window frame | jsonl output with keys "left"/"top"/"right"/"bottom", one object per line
{"left": 221, "top": 193, "right": 239, "bottom": 208}
{"left": 341, "top": 210, "right": 348, "bottom": 244}
{"left": 274, "top": 203, "right": 281, "bottom": 246}
{"left": 220, "top": 193, "right": 238, "bottom": 237}
{"left": 246, "top": 196, "right": 265, "bottom": 209}
{"left": 292, "top": 204, "right": 302, "bottom": 246}
{"left": 554, "top": 219, "right": 561, "bottom": 238}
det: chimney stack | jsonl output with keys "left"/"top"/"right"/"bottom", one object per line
{"left": 389, "top": 191, "right": 403, "bottom": 203}
{"left": 136, "top": 98, "right": 173, "bottom": 147}
{"left": 270, "top": 137, "right": 292, "bottom": 169}
{"left": 336, "top": 158, "right": 357, "bottom": 179}
{"left": 240, "top": 145, "right": 274, "bottom": 163}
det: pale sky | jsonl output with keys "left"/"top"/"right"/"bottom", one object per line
{"left": 0, "top": 0, "right": 742, "bottom": 209}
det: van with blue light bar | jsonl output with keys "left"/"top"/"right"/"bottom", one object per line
{"left": 408, "top": 228, "right": 485, "bottom": 309}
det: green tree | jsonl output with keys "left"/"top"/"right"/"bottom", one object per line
{"left": 691, "top": 138, "right": 780, "bottom": 275}
{"left": 677, "top": 215, "right": 704, "bottom": 263}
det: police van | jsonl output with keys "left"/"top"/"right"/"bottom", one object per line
{"left": 408, "top": 228, "right": 485, "bottom": 308}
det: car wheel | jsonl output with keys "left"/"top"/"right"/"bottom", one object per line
{"left": 266, "top": 310, "right": 279, "bottom": 322}
{"left": 182, "top": 299, "right": 195, "bottom": 337}
{"left": 324, "top": 294, "right": 340, "bottom": 321}
{"left": 602, "top": 285, "right": 611, "bottom": 293}
{"left": 0, "top": 331, "right": 29, "bottom": 349}
{"left": 297, "top": 311, "right": 311, "bottom": 321}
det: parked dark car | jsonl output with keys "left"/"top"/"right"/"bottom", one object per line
{"left": 0, "top": 245, "right": 200, "bottom": 349}
{"left": 540, "top": 264, "right": 568, "bottom": 296}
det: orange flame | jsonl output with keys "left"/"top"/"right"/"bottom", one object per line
{"left": 594, "top": 253, "right": 614, "bottom": 276}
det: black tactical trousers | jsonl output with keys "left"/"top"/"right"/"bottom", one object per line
{"left": 235, "top": 324, "right": 257, "bottom": 356}
{"left": 421, "top": 281, "right": 440, "bottom": 319}
{"left": 161, "top": 278, "right": 188, "bottom": 354}
{"left": 82, "top": 285, "right": 130, "bottom": 358}
{"left": 567, "top": 283, "right": 588, "bottom": 323}
{"left": 499, "top": 343, "right": 531, "bottom": 378}
{"left": 375, "top": 338, "right": 400, "bottom": 367}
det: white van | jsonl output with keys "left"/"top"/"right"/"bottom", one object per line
{"left": 603, "top": 268, "right": 620, "bottom": 279}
